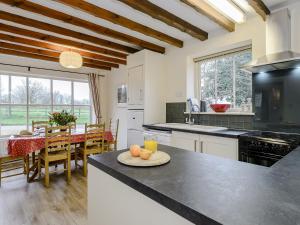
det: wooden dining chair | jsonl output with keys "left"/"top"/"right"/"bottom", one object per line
{"left": 75, "top": 123, "right": 106, "bottom": 177}
{"left": 38, "top": 125, "right": 71, "bottom": 188}
{"left": 109, "top": 119, "right": 119, "bottom": 151}
{"left": 0, "top": 155, "right": 26, "bottom": 187}
{"left": 32, "top": 120, "right": 49, "bottom": 132}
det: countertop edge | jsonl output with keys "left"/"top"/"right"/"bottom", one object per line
{"left": 88, "top": 155, "right": 221, "bottom": 225}
{"left": 143, "top": 124, "right": 247, "bottom": 138}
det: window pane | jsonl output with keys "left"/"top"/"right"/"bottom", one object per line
{"left": 74, "top": 106, "right": 90, "bottom": 125}
{"left": 74, "top": 82, "right": 90, "bottom": 105}
{"left": 53, "top": 106, "right": 72, "bottom": 113}
{"left": 0, "top": 106, "right": 27, "bottom": 135}
{"left": 216, "top": 56, "right": 234, "bottom": 103}
{"left": 53, "top": 80, "right": 71, "bottom": 105}
{"left": 29, "top": 106, "right": 51, "bottom": 123}
{"left": 199, "top": 49, "right": 252, "bottom": 111}
{"left": 200, "top": 60, "right": 216, "bottom": 105}
{"left": 29, "top": 78, "right": 50, "bottom": 104}
{"left": 234, "top": 51, "right": 252, "bottom": 107}
{"left": 0, "top": 75, "right": 9, "bottom": 103}
{"left": 11, "top": 76, "right": 27, "bottom": 104}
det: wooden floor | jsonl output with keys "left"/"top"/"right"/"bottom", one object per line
{"left": 0, "top": 166, "right": 87, "bottom": 225}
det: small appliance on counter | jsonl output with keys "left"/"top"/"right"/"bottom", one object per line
{"left": 187, "top": 98, "right": 200, "bottom": 112}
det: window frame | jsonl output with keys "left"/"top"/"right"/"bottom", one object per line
{"left": 194, "top": 45, "right": 252, "bottom": 109}
{"left": 0, "top": 73, "right": 92, "bottom": 135}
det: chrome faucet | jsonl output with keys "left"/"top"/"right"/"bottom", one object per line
{"left": 185, "top": 106, "right": 196, "bottom": 125}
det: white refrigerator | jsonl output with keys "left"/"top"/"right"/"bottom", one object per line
{"left": 127, "top": 110, "right": 144, "bottom": 147}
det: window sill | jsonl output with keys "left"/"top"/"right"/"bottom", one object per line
{"left": 184, "top": 112, "right": 255, "bottom": 116}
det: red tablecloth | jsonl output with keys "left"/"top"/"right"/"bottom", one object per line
{"left": 7, "top": 131, "right": 114, "bottom": 157}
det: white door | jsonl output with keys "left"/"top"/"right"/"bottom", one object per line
{"left": 200, "top": 135, "right": 238, "bottom": 160}
{"left": 170, "top": 131, "right": 200, "bottom": 152}
{"left": 128, "top": 65, "right": 144, "bottom": 106}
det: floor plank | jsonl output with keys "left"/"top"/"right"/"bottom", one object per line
{"left": 0, "top": 167, "right": 87, "bottom": 225}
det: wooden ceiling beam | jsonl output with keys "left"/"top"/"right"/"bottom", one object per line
{"left": 0, "top": 22, "right": 128, "bottom": 60}
{"left": 56, "top": 0, "right": 184, "bottom": 47}
{"left": 0, "top": 0, "right": 166, "bottom": 53}
{"left": 180, "top": 0, "right": 235, "bottom": 32}
{"left": 117, "top": 0, "right": 208, "bottom": 41}
{"left": 0, "top": 31, "right": 126, "bottom": 65}
{"left": 247, "top": 0, "right": 271, "bottom": 21}
{"left": 0, "top": 41, "right": 117, "bottom": 68}
{"left": 0, "top": 48, "right": 111, "bottom": 71}
{"left": 0, "top": 11, "right": 135, "bottom": 55}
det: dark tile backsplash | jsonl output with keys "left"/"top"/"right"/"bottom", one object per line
{"left": 166, "top": 102, "right": 254, "bottom": 129}
{"left": 166, "top": 102, "right": 186, "bottom": 123}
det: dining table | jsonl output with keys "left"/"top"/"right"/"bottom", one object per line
{"left": 7, "top": 129, "right": 114, "bottom": 182}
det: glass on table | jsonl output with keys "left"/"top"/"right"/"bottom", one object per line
{"left": 144, "top": 134, "right": 158, "bottom": 153}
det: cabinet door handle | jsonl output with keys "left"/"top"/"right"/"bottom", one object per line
{"left": 194, "top": 140, "right": 197, "bottom": 152}
{"left": 139, "top": 89, "right": 143, "bottom": 100}
{"left": 200, "top": 141, "right": 203, "bottom": 153}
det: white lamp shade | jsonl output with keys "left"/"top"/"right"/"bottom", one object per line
{"left": 59, "top": 51, "right": 83, "bottom": 69}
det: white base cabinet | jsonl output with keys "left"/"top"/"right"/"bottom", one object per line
{"left": 171, "top": 131, "right": 200, "bottom": 152}
{"left": 200, "top": 135, "right": 238, "bottom": 160}
{"left": 170, "top": 132, "right": 238, "bottom": 160}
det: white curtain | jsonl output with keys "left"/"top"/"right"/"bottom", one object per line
{"left": 88, "top": 73, "right": 103, "bottom": 123}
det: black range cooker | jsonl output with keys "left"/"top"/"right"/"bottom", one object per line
{"left": 239, "top": 131, "right": 300, "bottom": 167}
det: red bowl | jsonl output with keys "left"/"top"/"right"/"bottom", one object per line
{"left": 210, "top": 104, "right": 231, "bottom": 113}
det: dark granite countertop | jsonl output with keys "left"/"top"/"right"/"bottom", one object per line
{"left": 143, "top": 124, "right": 249, "bottom": 138}
{"left": 89, "top": 145, "right": 300, "bottom": 225}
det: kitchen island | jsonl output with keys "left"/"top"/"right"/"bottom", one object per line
{"left": 88, "top": 145, "right": 300, "bottom": 225}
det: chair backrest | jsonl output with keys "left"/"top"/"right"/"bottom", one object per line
{"left": 84, "top": 123, "right": 105, "bottom": 149}
{"left": 45, "top": 126, "right": 71, "bottom": 156}
{"left": 32, "top": 120, "right": 49, "bottom": 132}
{"left": 69, "top": 121, "right": 76, "bottom": 130}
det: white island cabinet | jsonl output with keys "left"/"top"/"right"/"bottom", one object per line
{"left": 88, "top": 164, "right": 194, "bottom": 225}
{"left": 170, "top": 131, "right": 238, "bottom": 160}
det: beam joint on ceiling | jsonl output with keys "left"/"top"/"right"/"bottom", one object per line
{"left": 246, "top": 0, "right": 271, "bottom": 21}
{"left": 180, "top": 0, "right": 235, "bottom": 32}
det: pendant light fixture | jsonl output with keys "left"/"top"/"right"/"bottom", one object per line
{"left": 59, "top": 51, "right": 83, "bottom": 69}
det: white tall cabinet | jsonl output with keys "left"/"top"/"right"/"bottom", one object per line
{"left": 128, "top": 65, "right": 144, "bottom": 106}
{"left": 127, "top": 50, "right": 166, "bottom": 124}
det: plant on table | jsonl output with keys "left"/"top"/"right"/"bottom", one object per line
{"left": 49, "top": 110, "right": 77, "bottom": 127}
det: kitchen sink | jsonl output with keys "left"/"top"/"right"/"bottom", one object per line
{"left": 154, "top": 123, "right": 227, "bottom": 132}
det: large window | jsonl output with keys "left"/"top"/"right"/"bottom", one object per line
{"left": 195, "top": 46, "right": 252, "bottom": 110}
{"left": 0, "top": 74, "right": 91, "bottom": 136}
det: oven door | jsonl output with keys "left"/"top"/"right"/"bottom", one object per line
{"left": 240, "top": 151, "right": 282, "bottom": 167}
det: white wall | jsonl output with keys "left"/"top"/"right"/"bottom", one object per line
{"left": 106, "top": 65, "right": 128, "bottom": 150}
{"left": 0, "top": 54, "right": 110, "bottom": 123}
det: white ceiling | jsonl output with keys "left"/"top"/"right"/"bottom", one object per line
{"left": 0, "top": 0, "right": 294, "bottom": 53}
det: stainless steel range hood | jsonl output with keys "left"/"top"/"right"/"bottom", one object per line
{"left": 242, "top": 9, "right": 300, "bottom": 73}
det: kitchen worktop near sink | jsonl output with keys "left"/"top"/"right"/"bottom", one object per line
{"left": 143, "top": 123, "right": 248, "bottom": 138}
